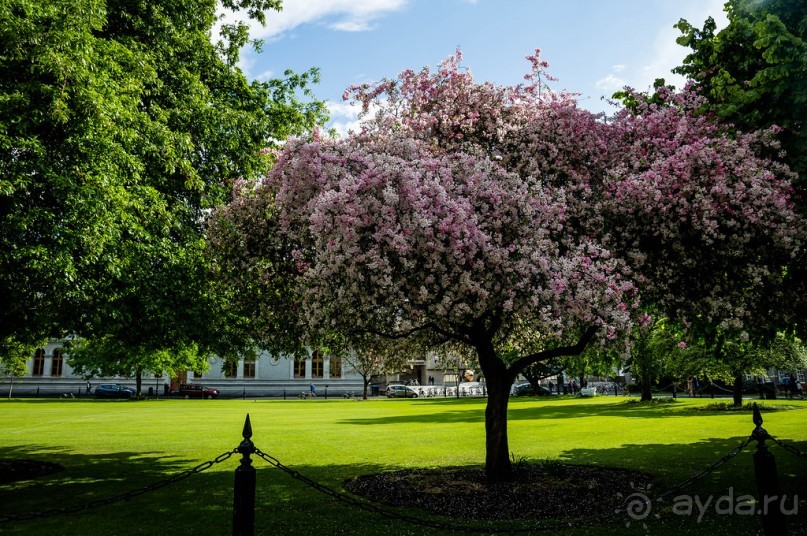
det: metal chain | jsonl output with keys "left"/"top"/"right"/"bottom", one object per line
{"left": 255, "top": 449, "right": 614, "bottom": 534}
{"left": 653, "top": 436, "right": 753, "bottom": 502}
{"left": 0, "top": 449, "right": 237, "bottom": 523}
{"left": 253, "top": 447, "right": 615, "bottom": 534}
{"left": 706, "top": 382, "right": 734, "bottom": 394}
{"left": 769, "top": 435, "right": 806, "bottom": 458}
{"left": 255, "top": 433, "right": 756, "bottom": 534}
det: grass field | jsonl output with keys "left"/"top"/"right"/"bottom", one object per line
{"left": 0, "top": 395, "right": 804, "bottom": 535}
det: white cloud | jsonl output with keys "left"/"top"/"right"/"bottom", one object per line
{"left": 214, "top": 0, "right": 410, "bottom": 43}
{"left": 324, "top": 100, "right": 387, "bottom": 138}
{"left": 327, "top": 101, "right": 362, "bottom": 119}
{"left": 611, "top": 64, "right": 626, "bottom": 73}
{"left": 595, "top": 74, "right": 627, "bottom": 92}
{"left": 254, "top": 70, "right": 275, "bottom": 82}
{"left": 329, "top": 20, "right": 374, "bottom": 32}
{"left": 634, "top": 0, "right": 729, "bottom": 91}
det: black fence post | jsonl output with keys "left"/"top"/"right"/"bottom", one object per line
{"left": 233, "top": 414, "right": 256, "bottom": 536}
{"left": 751, "top": 403, "right": 787, "bottom": 536}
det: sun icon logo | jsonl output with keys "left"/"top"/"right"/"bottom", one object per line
{"left": 615, "top": 482, "right": 660, "bottom": 528}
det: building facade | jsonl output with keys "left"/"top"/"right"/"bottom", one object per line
{"left": 2, "top": 341, "right": 462, "bottom": 398}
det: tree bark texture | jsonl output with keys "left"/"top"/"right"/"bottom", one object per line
{"left": 733, "top": 373, "right": 744, "bottom": 407}
{"left": 483, "top": 375, "right": 514, "bottom": 482}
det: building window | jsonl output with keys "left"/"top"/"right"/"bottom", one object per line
{"left": 311, "top": 352, "right": 324, "bottom": 378}
{"left": 32, "top": 348, "right": 45, "bottom": 376}
{"left": 329, "top": 357, "right": 342, "bottom": 378}
{"left": 244, "top": 359, "right": 255, "bottom": 378}
{"left": 50, "top": 348, "right": 63, "bottom": 377}
{"left": 193, "top": 370, "right": 202, "bottom": 379}
{"left": 294, "top": 357, "right": 306, "bottom": 378}
{"left": 224, "top": 360, "right": 237, "bottom": 378}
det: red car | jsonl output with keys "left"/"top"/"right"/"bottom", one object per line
{"left": 176, "top": 383, "right": 219, "bottom": 399}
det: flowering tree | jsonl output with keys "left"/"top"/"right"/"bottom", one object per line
{"left": 210, "top": 51, "right": 801, "bottom": 482}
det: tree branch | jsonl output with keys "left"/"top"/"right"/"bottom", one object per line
{"left": 507, "top": 326, "right": 599, "bottom": 377}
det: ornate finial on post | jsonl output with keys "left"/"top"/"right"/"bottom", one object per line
{"left": 242, "top": 413, "right": 253, "bottom": 442}
{"left": 751, "top": 402, "right": 770, "bottom": 443}
{"left": 753, "top": 402, "right": 763, "bottom": 427}
{"left": 233, "top": 414, "right": 256, "bottom": 536}
{"left": 750, "top": 403, "right": 786, "bottom": 535}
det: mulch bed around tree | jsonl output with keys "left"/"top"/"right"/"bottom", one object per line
{"left": 345, "top": 464, "right": 653, "bottom": 521}
{"left": 0, "top": 460, "right": 64, "bottom": 485}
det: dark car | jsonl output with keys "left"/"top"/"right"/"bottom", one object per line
{"left": 512, "top": 383, "right": 553, "bottom": 397}
{"left": 386, "top": 385, "right": 419, "bottom": 398}
{"left": 176, "top": 384, "right": 219, "bottom": 399}
{"left": 94, "top": 383, "right": 136, "bottom": 399}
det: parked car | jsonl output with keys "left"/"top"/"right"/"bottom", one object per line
{"left": 94, "top": 383, "right": 136, "bottom": 399}
{"left": 176, "top": 383, "right": 219, "bottom": 399}
{"left": 386, "top": 385, "right": 419, "bottom": 398}
{"left": 511, "top": 383, "right": 553, "bottom": 397}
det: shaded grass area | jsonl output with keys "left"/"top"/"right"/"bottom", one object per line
{"left": 0, "top": 396, "right": 804, "bottom": 535}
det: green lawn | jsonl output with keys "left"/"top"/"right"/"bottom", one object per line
{"left": 0, "top": 396, "right": 804, "bottom": 535}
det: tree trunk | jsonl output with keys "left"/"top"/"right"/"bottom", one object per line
{"left": 473, "top": 325, "right": 597, "bottom": 482}
{"left": 484, "top": 375, "right": 513, "bottom": 482}
{"left": 732, "top": 373, "right": 743, "bottom": 407}
{"left": 135, "top": 370, "right": 142, "bottom": 397}
{"left": 640, "top": 374, "right": 653, "bottom": 401}
{"left": 362, "top": 375, "right": 369, "bottom": 400}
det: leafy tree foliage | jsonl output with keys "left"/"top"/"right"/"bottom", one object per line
{"left": 674, "top": 0, "right": 806, "bottom": 194}
{"left": 67, "top": 337, "right": 207, "bottom": 395}
{"left": 673, "top": 0, "right": 807, "bottom": 338}
{"left": 210, "top": 50, "right": 801, "bottom": 481}
{"left": 0, "top": 0, "right": 328, "bottom": 374}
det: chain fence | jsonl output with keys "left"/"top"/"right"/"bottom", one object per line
{"left": 253, "top": 447, "right": 616, "bottom": 533}
{"left": 0, "top": 449, "right": 236, "bottom": 524}
{"left": 251, "top": 430, "right": 776, "bottom": 534}
{"left": 769, "top": 435, "right": 806, "bottom": 458}
{"left": 2, "top": 407, "right": 804, "bottom": 533}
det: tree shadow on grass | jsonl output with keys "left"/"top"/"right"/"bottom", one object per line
{"left": 0, "top": 442, "right": 250, "bottom": 515}
{"left": 1, "top": 437, "right": 804, "bottom": 536}
{"left": 337, "top": 397, "right": 778, "bottom": 426}
{"left": 555, "top": 436, "right": 807, "bottom": 534}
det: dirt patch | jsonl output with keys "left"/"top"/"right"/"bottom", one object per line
{"left": 0, "top": 460, "right": 64, "bottom": 484}
{"left": 345, "top": 463, "right": 652, "bottom": 521}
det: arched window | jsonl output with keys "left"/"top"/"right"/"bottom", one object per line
{"left": 32, "top": 349, "right": 45, "bottom": 376}
{"left": 293, "top": 357, "right": 306, "bottom": 378}
{"left": 329, "top": 357, "right": 342, "bottom": 378}
{"left": 243, "top": 358, "right": 255, "bottom": 378}
{"left": 224, "top": 360, "right": 237, "bottom": 378}
{"left": 311, "top": 352, "right": 324, "bottom": 378}
{"left": 50, "top": 348, "right": 63, "bottom": 376}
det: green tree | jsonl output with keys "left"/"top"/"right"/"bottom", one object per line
{"left": 0, "top": 0, "right": 328, "bottom": 374}
{"left": 1, "top": 336, "right": 35, "bottom": 398}
{"left": 674, "top": 0, "right": 807, "bottom": 339}
{"left": 67, "top": 337, "right": 208, "bottom": 396}
{"left": 674, "top": 0, "right": 806, "bottom": 194}
{"left": 676, "top": 331, "right": 807, "bottom": 405}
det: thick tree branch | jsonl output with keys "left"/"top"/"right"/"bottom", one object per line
{"left": 363, "top": 321, "right": 471, "bottom": 345}
{"left": 507, "top": 325, "right": 599, "bottom": 377}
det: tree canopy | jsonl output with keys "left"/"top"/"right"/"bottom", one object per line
{"left": 0, "top": 0, "right": 328, "bottom": 373}
{"left": 210, "top": 49, "right": 802, "bottom": 481}
{"left": 674, "top": 0, "right": 806, "bottom": 197}
{"left": 673, "top": 0, "right": 807, "bottom": 338}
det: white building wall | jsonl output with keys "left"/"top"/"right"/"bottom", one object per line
{"left": 3, "top": 342, "right": 365, "bottom": 397}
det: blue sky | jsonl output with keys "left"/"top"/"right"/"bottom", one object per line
{"left": 220, "top": 0, "right": 729, "bottom": 135}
